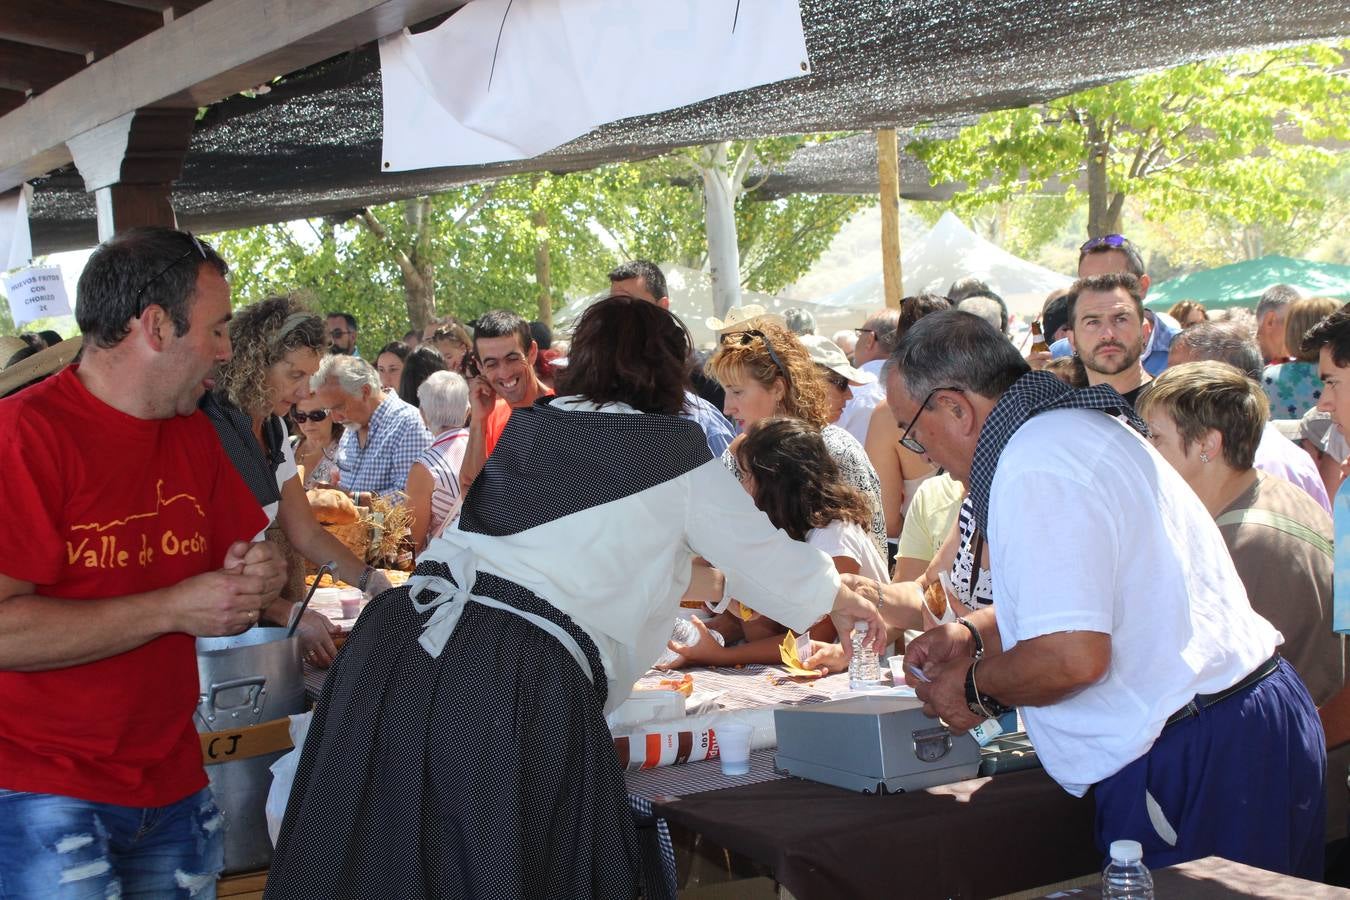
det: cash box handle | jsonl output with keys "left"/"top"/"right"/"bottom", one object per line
{"left": 912, "top": 726, "right": 952, "bottom": 763}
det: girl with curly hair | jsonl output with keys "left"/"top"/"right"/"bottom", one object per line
{"left": 660, "top": 417, "right": 895, "bottom": 668}
{"left": 706, "top": 319, "right": 887, "bottom": 557}
{"left": 205, "top": 294, "right": 391, "bottom": 667}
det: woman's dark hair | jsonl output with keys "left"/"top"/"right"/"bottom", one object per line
{"left": 555, "top": 294, "right": 691, "bottom": 415}
{"left": 898, "top": 292, "right": 952, "bottom": 337}
{"left": 378, "top": 340, "right": 411, "bottom": 362}
{"left": 736, "top": 417, "right": 873, "bottom": 541}
{"left": 398, "top": 345, "right": 448, "bottom": 407}
{"left": 76, "top": 228, "right": 228, "bottom": 350}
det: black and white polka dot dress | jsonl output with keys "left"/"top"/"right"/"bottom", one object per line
{"left": 264, "top": 399, "right": 718, "bottom": 900}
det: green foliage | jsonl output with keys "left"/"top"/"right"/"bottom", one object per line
{"left": 909, "top": 42, "right": 1350, "bottom": 244}
{"left": 212, "top": 140, "right": 864, "bottom": 352}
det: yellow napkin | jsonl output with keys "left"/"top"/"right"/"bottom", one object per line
{"left": 778, "top": 630, "right": 823, "bottom": 678}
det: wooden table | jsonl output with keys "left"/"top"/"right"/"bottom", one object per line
{"left": 1025, "top": 855, "right": 1350, "bottom": 898}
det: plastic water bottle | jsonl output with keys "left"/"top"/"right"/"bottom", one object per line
{"left": 1101, "top": 840, "right": 1153, "bottom": 899}
{"left": 653, "top": 616, "right": 724, "bottom": 668}
{"left": 849, "top": 622, "right": 880, "bottom": 689}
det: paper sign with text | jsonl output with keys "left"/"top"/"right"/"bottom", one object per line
{"left": 4, "top": 266, "right": 71, "bottom": 327}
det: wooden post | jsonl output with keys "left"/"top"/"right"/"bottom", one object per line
{"left": 877, "top": 128, "right": 903, "bottom": 310}
{"left": 69, "top": 107, "right": 196, "bottom": 239}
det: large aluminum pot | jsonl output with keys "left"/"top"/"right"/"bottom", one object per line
{"left": 195, "top": 626, "right": 305, "bottom": 874}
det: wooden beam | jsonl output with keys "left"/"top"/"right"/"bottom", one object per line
{"left": 0, "top": 0, "right": 163, "bottom": 57}
{"left": 0, "top": 0, "right": 462, "bottom": 195}
{"left": 877, "top": 128, "right": 903, "bottom": 310}
{"left": 0, "top": 40, "right": 88, "bottom": 94}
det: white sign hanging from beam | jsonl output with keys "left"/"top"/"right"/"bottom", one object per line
{"left": 379, "top": 0, "right": 812, "bottom": 171}
{"left": 4, "top": 266, "right": 72, "bottom": 327}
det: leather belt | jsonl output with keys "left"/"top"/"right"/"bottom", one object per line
{"left": 1165, "top": 653, "right": 1280, "bottom": 730}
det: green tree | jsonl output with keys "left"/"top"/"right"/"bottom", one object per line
{"left": 909, "top": 43, "right": 1350, "bottom": 240}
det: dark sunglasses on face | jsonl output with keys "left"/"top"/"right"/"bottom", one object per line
{"left": 823, "top": 371, "right": 850, "bottom": 391}
{"left": 291, "top": 406, "right": 330, "bottom": 423}
{"left": 132, "top": 232, "right": 208, "bottom": 314}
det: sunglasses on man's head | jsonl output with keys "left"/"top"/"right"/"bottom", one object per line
{"left": 132, "top": 232, "right": 208, "bottom": 313}
{"left": 1079, "top": 234, "right": 1133, "bottom": 254}
{"left": 291, "top": 406, "right": 330, "bottom": 423}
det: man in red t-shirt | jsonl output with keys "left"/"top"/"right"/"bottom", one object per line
{"left": 0, "top": 229, "right": 286, "bottom": 897}
{"left": 460, "top": 310, "right": 551, "bottom": 492}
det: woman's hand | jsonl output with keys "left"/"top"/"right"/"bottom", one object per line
{"left": 802, "top": 640, "right": 847, "bottom": 675}
{"left": 295, "top": 609, "right": 341, "bottom": 669}
{"left": 655, "top": 615, "right": 728, "bottom": 669}
{"left": 828, "top": 581, "right": 887, "bottom": 661}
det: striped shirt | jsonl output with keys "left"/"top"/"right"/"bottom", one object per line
{"left": 415, "top": 427, "right": 470, "bottom": 538}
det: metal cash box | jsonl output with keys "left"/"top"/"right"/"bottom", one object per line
{"left": 774, "top": 694, "right": 981, "bottom": 793}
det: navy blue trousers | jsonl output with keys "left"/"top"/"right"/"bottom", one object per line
{"left": 1094, "top": 660, "right": 1326, "bottom": 879}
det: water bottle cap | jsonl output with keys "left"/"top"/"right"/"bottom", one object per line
{"left": 853, "top": 621, "right": 869, "bottom": 634}
{"left": 1108, "top": 839, "right": 1143, "bottom": 863}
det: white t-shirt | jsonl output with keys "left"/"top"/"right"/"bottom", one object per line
{"left": 807, "top": 519, "right": 890, "bottom": 585}
{"left": 988, "top": 409, "right": 1280, "bottom": 796}
{"left": 257, "top": 431, "right": 300, "bottom": 538}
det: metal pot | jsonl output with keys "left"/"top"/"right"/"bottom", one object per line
{"left": 195, "top": 626, "right": 306, "bottom": 875}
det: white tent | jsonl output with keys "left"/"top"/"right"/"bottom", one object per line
{"left": 821, "top": 211, "right": 1073, "bottom": 318}
{"left": 555, "top": 264, "right": 876, "bottom": 348}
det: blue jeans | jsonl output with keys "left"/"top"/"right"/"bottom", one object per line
{"left": 0, "top": 786, "right": 224, "bottom": 899}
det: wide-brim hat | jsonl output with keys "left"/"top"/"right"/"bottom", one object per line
{"left": 706, "top": 304, "right": 786, "bottom": 335}
{"left": 799, "top": 334, "right": 875, "bottom": 385}
{"left": 0, "top": 335, "right": 82, "bottom": 397}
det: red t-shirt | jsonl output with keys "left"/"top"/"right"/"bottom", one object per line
{"left": 0, "top": 367, "right": 266, "bottom": 806}
{"left": 482, "top": 390, "right": 554, "bottom": 459}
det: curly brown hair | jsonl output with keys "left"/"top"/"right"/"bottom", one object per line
{"left": 214, "top": 295, "right": 325, "bottom": 417}
{"left": 706, "top": 320, "right": 830, "bottom": 428}
{"left": 736, "top": 417, "right": 873, "bottom": 541}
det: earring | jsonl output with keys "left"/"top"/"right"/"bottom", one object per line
{"left": 1199, "top": 451, "right": 1210, "bottom": 463}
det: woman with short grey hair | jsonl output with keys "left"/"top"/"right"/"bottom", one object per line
{"left": 404, "top": 370, "right": 471, "bottom": 553}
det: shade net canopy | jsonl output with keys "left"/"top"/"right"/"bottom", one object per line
{"left": 25, "top": 0, "right": 1350, "bottom": 254}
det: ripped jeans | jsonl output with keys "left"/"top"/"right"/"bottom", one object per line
{"left": 0, "top": 786, "right": 224, "bottom": 899}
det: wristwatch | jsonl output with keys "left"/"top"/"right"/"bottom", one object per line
{"left": 964, "top": 659, "right": 1012, "bottom": 719}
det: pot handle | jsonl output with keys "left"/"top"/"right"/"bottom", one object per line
{"left": 196, "top": 676, "right": 268, "bottom": 728}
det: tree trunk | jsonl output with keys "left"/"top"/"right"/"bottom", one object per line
{"left": 1084, "top": 116, "right": 1120, "bottom": 238}
{"left": 403, "top": 275, "right": 436, "bottom": 332}
{"left": 699, "top": 143, "right": 743, "bottom": 319}
{"left": 532, "top": 206, "right": 553, "bottom": 328}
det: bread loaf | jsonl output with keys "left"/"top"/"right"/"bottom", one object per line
{"left": 307, "top": 488, "right": 358, "bottom": 525}
{"left": 924, "top": 579, "right": 948, "bottom": 620}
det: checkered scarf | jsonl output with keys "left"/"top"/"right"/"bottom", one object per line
{"left": 968, "top": 371, "right": 1148, "bottom": 535}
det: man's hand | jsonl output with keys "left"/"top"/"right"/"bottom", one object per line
{"left": 468, "top": 376, "right": 496, "bottom": 421}
{"left": 1026, "top": 349, "right": 1053, "bottom": 371}
{"left": 231, "top": 541, "right": 287, "bottom": 600}
{"left": 904, "top": 621, "right": 975, "bottom": 676}
{"left": 912, "top": 656, "right": 984, "bottom": 731}
{"left": 165, "top": 568, "right": 277, "bottom": 637}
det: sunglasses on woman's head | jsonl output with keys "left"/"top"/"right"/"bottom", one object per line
{"left": 291, "top": 406, "right": 330, "bottom": 423}
{"left": 730, "top": 329, "right": 788, "bottom": 380}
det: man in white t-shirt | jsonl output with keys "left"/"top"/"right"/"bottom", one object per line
{"left": 893, "top": 309, "right": 1325, "bottom": 877}
{"left": 835, "top": 308, "right": 898, "bottom": 445}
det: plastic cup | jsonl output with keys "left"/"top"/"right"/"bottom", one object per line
{"left": 888, "top": 654, "right": 906, "bottom": 685}
{"left": 340, "top": 595, "right": 362, "bottom": 619}
{"left": 716, "top": 722, "right": 753, "bottom": 776}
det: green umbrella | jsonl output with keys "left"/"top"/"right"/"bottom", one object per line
{"left": 1144, "top": 255, "right": 1350, "bottom": 311}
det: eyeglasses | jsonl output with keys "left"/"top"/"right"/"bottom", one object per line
{"left": 854, "top": 328, "right": 876, "bottom": 336}
{"left": 291, "top": 406, "right": 330, "bottom": 423}
{"left": 132, "top": 233, "right": 207, "bottom": 313}
{"left": 823, "top": 371, "right": 850, "bottom": 392}
{"left": 731, "top": 329, "right": 788, "bottom": 380}
{"left": 328, "top": 329, "right": 352, "bottom": 340}
{"left": 1079, "top": 234, "right": 1133, "bottom": 254}
{"left": 898, "top": 386, "right": 963, "bottom": 454}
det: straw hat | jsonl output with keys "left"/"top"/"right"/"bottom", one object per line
{"left": 799, "top": 334, "right": 875, "bottom": 385}
{"left": 0, "top": 335, "right": 83, "bottom": 397}
{"left": 705, "top": 304, "right": 786, "bottom": 335}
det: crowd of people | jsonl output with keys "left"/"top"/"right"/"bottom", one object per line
{"left": 0, "top": 224, "right": 1346, "bottom": 897}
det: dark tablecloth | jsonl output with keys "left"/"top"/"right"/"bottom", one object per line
{"left": 653, "top": 767, "right": 1100, "bottom": 900}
